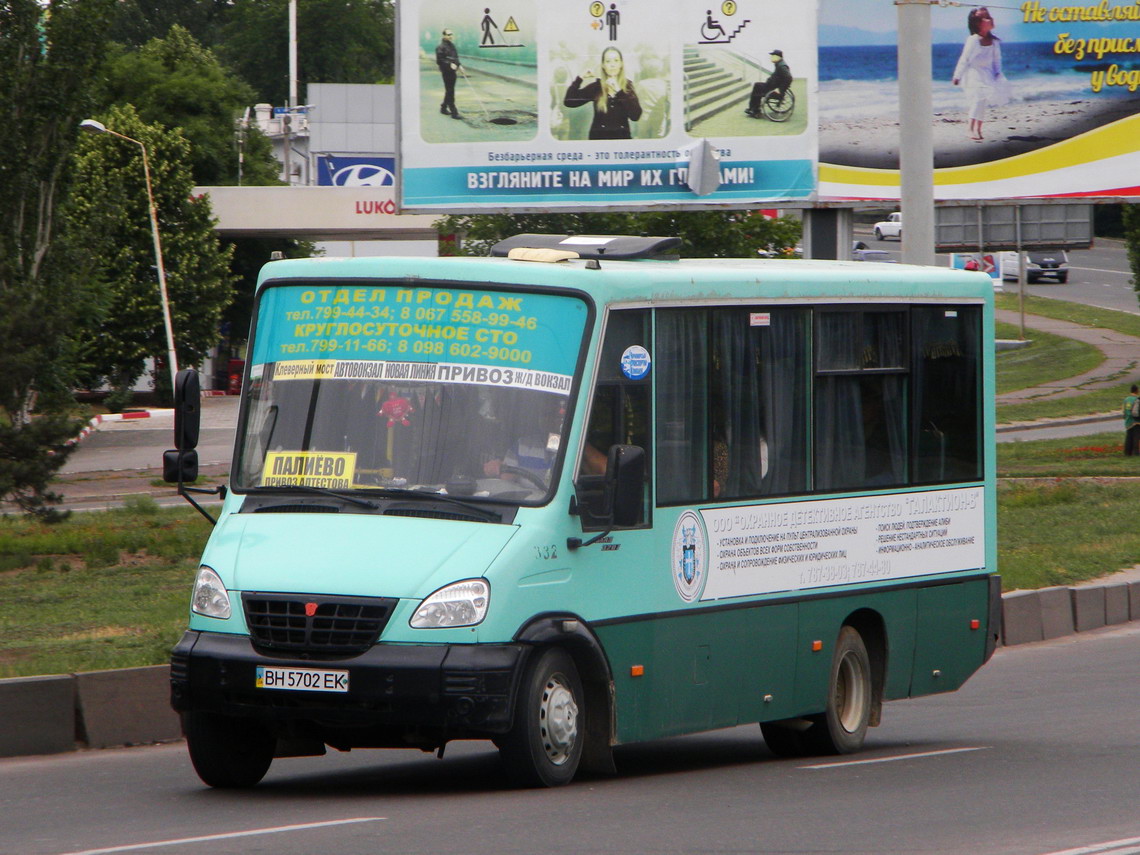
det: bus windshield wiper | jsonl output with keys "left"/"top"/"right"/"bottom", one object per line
{"left": 252, "top": 483, "right": 379, "bottom": 509}
{"left": 371, "top": 487, "right": 503, "bottom": 522}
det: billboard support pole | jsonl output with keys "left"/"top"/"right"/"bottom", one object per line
{"left": 1016, "top": 206, "right": 1026, "bottom": 339}
{"left": 897, "top": 0, "right": 935, "bottom": 266}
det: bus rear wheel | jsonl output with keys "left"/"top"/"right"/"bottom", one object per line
{"left": 806, "top": 625, "right": 872, "bottom": 754}
{"left": 499, "top": 648, "right": 583, "bottom": 787}
{"left": 183, "top": 711, "right": 275, "bottom": 788}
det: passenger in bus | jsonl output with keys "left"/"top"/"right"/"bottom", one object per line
{"left": 712, "top": 436, "right": 768, "bottom": 498}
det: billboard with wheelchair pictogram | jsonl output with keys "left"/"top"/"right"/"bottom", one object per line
{"left": 397, "top": 0, "right": 818, "bottom": 211}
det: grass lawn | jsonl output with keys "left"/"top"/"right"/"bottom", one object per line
{"left": 0, "top": 500, "right": 210, "bottom": 679}
{"left": 998, "top": 479, "right": 1140, "bottom": 590}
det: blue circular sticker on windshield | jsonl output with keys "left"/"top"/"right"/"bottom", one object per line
{"left": 620, "top": 345, "right": 651, "bottom": 380}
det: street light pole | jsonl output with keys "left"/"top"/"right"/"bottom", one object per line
{"left": 79, "top": 119, "right": 179, "bottom": 393}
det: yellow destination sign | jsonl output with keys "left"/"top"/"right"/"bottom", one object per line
{"left": 262, "top": 451, "right": 358, "bottom": 489}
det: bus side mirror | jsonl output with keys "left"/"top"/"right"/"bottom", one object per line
{"left": 163, "top": 449, "right": 199, "bottom": 484}
{"left": 174, "top": 368, "right": 201, "bottom": 451}
{"left": 166, "top": 367, "right": 223, "bottom": 525}
{"left": 608, "top": 444, "right": 645, "bottom": 527}
{"left": 569, "top": 444, "right": 644, "bottom": 550}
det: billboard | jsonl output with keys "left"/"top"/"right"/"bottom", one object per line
{"left": 818, "top": 0, "right": 1140, "bottom": 200}
{"left": 398, "top": 0, "right": 818, "bottom": 211}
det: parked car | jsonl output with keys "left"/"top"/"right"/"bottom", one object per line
{"left": 873, "top": 212, "right": 902, "bottom": 241}
{"left": 999, "top": 250, "right": 1069, "bottom": 283}
{"left": 853, "top": 249, "right": 897, "bottom": 263}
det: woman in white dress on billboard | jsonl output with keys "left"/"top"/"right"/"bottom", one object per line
{"left": 952, "top": 7, "right": 1012, "bottom": 141}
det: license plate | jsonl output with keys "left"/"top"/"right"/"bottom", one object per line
{"left": 255, "top": 666, "right": 349, "bottom": 693}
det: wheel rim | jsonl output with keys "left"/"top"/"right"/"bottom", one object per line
{"left": 835, "top": 650, "right": 869, "bottom": 734}
{"left": 538, "top": 673, "right": 579, "bottom": 766}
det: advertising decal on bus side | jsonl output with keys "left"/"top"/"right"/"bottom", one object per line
{"left": 697, "top": 486, "right": 984, "bottom": 600}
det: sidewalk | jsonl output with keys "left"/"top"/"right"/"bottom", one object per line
{"left": 995, "top": 309, "right": 1140, "bottom": 405}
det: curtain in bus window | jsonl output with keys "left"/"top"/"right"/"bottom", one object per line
{"left": 816, "top": 375, "right": 906, "bottom": 491}
{"left": 712, "top": 310, "right": 764, "bottom": 498}
{"left": 761, "top": 310, "right": 810, "bottom": 494}
{"left": 912, "top": 306, "right": 981, "bottom": 482}
{"left": 656, "top": 309, "right": 708, "bottom": 503}
{"left": 865, "top": 312, "right": 906, "bottom": 368}
{"left": 818, "top": 312, "right": 861, "bottom": 370}
{"left": 712, "top": 309, "right": 809, "bottom": 499}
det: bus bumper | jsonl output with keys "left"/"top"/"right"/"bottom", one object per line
{"left": 169, "top": 631, "right": 523, "bottom": 741}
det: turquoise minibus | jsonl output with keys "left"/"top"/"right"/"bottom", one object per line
{"left": 166, "top": 234, "right": 1001, "bottom": 788}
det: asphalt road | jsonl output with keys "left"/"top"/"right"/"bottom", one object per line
{"left": 3, "top": 624, "right": 1137, "bottom": 855}
{"left": 61, "top": 400, "right": 236, "bottom": 475}
{"left": 857, "top": 232, "right": 1136, "bottom": 315}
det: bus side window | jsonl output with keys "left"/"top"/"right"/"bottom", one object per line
{"left": 815, "top": 309, "right": 909, "bottom": 492}
{"left": 576, "top": 310, "right": 651, "bottom": 528}
{"left": 912, "top": 306, "right": 982, "bottom": 482}
{"left": 656, "top": 307, "right": 810, "bottom": 505}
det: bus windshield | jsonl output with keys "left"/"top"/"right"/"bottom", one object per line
{"left": 234, "top": 282, "right": 590, "bottom": 504}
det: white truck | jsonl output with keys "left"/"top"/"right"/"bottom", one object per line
{"left": 873, "top": 212, "right": 902, "bottom": 241}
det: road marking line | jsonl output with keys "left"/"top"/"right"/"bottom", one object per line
{"left": 1036, "top": 838, "right": 1140, "bottom": 855}
{"left": 54, "top": 817, "right": 386, "bottom": 855}
{"left": 1071, "top": 266, "right": 1131, "bottom": 276}
{"left": 801, "top": 746, "right": 987, "bottom": 769}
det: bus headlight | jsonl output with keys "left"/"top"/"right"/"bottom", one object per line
{"left": 410, "top": 579, "right": 489, "bottom": 628}
{"left": 191, "top": 566, "right": 231, "bottom": 619}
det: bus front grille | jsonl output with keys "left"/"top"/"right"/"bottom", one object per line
{"left": 242, "top": 593, "right": 397, "bottom": 655}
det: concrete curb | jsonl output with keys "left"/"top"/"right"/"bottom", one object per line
{"left": 0, "top": 666, "right": 181, "bottom": 759}
{"left": 0, "top": 675, "right": 77, "bottom": 758}
{"left": 75, "top": 666, "right": 181, "bottom": 749}
{"left": 67, "top": 388, "right": 229, "bottom": 447}
{"left": 1000, "top": 580, "right": 1140, "bottom": 646}
{"left": 67, "top": 409, "right": 174, "bottom": 446}
{"left": 2, "top": 579, "right": 1138, "bottom": 759}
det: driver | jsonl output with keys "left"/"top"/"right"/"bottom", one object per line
{"left": 483, "top": 395, "right": 567, "bottom": 485}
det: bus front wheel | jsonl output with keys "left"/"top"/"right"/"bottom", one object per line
{"left": 807, "top": 625, "right": 872, "bottom": 754}
{"left": 183, "top": 711, "right": 275, "bottom": 788}
{"left": 499, "top": 648, "right": 583, "bottom": 787}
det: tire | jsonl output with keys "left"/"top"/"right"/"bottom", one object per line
{"left": 1056, "top": 273, "right": 1068, "bottom": 283}
{"left": 183, "top": 711, "right": 275, "bottom": 788}
{"left": 804, "top": 626, "right": 873, "bottom": 755}
{"left": 874, "top": 228, "right": 884, "bottom": 241}
{"left": 499, "top": 648, "right": 583, "bottom": 787}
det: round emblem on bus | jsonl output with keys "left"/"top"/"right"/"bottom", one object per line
{"left": 670, "top": 510, "right": 707, "bottom": 602}
{"left": 620, "top": 345, "right": 651, "bottom": 380}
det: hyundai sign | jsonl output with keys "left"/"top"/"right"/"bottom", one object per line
{"left": 317, "top": 156, "right": 396, "bottom": 187}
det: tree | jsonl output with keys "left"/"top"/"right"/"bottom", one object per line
{"left": 96, "top": 25, "right": 280, "bottom": 186}
{"left": 434, "top": 210, "right": 803, "bottom": 259}
{"left": 107, "top": 0, "right": 229, "bottom": 48}
{"left": 1124, "top": 204, "right": 1140, "bottom": 307}
{"left": 0, "top": 0, "right": 117, "bottom": 517}
{"left": 216, "top": 0, "right": 395, "bottom": 105}
{"left": 66, "top": 104, "right": 235, "bottom": 401}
